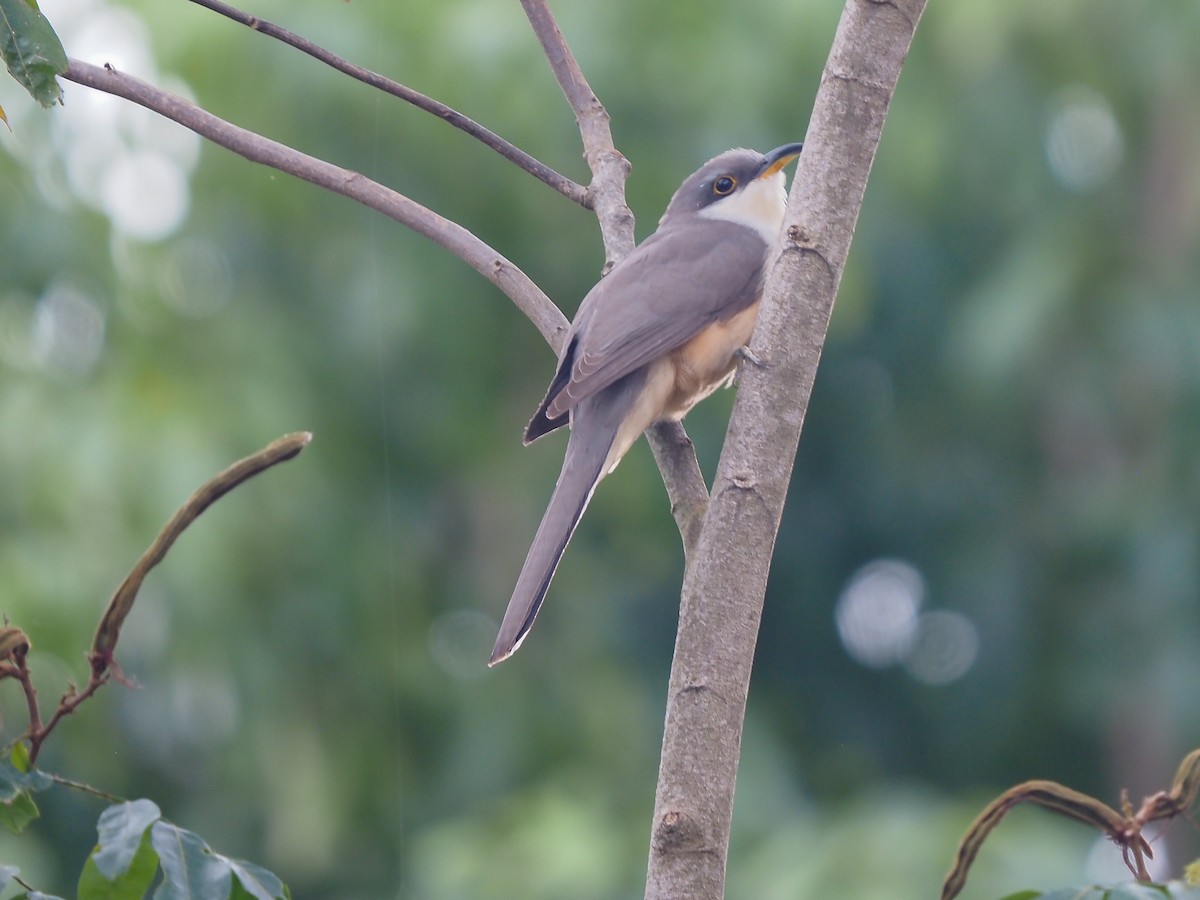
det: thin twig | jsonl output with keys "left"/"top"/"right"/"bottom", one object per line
{"left": 29, "top": 675, "right": 108, "bottom": 764}
{"left": 21, "top": 433, "right": 313, "bottom": 764}
{"left": 942, "top": 749, "right": 1200, "bottom": 899}
{"left": 91, "top": 431, "right": 314, "bottom": 670}
{"left": 941, "top": 780, "right": 1130, "bottom": 900}
{"left": 67, "top": 16, "right": 701, "bottom": 548}
{"left": 60, "top": 60, "right": 568, "bottom": 350}
{"left": 47, "top": 771, "right": 125, "bottom": 803}
{"left": 184, "top": 0, "right": 589, "bottom": 208}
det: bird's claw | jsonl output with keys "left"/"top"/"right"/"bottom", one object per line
{"left": 735, "top": 345, "right": 766, "bottom": 368}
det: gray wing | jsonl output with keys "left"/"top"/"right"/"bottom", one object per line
{"left": 542, "top": 219, "right": 768, "bottom": 422}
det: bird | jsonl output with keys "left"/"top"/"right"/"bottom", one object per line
{"left": 489, "top": 142, "right": 804, "bottom": 666}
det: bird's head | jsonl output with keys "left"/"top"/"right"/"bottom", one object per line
{"left": 657, "top": 142, "right": 804, "bottom": 241}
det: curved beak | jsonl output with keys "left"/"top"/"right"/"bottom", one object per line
{"left": 756, "top": 142, "right": 804, "bottom": 179}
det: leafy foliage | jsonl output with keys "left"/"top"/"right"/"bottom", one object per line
{"left": 0, "top": 0, "right": 65, "bottom": 107}
{"left": 2, "top": 794, "right": 289, "bottom": 899}
{"left": 1005, "top": 885, "right": 1200, "bottom": 900}
{"left": 0, "top": 747, "right": 53, "bottom": 835}
{"left": 71, "top": 800, "right": 291, "bottom": 900}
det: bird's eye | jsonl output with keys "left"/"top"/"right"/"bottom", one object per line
{"left": 713, "top": 175, "right": 737, "bottom": 196}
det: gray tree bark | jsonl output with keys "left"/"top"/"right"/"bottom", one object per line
{"left": 644, "top": 1, "right": 930, "bottom": 897}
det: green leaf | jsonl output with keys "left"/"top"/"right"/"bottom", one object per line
{"left": 226, "top": 858, "right": 287, "bottom": 900}
{"left": 0, "top": 788, "right": 40, "bottom": 834}
{"left": 10, "top": 741, "right": 32, "bottom": 772}
{"left": 0, "top": 0, "right": 67, "bottom": 107}
{"left": 0, "top": 758, "right": 53, "bottom": 800}
{"left": 1032, "top": 888, "right": 1171, "bottom": 900}
{"left": 0, "top": 754, "right": 53, "bottom": 833}
{"left": 79, "top": 827, "right": 160, "bottom": 900}
{"left": 1023, "top": 886, "right": 1200, "bottom": 900}
{"left": 1104, "top": 885, "right": 1172, "bottom": 899}
{"left": 150, "top": 821, "right": 233, "bottom": 899}
{"left": 1113, "top": 888, "right": 1171, "bottom": 900}
{"left": 90, "top": 800, "right": 163, "bottom": 880}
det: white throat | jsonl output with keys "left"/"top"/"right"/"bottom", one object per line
{"left": 697, "top": 171, "right": 788, "bottom": 243}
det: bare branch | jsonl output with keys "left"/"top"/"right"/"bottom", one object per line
{"left": 19, "top": 433, "right": 313, "bottom": 764}
{"left": 942, "top": 749, "right": 1200, "bottom": 899}
{"left": 28, "top": 673, "right": 107, "bottom": 764}
{"left": 65, "top": 3, "right": 709, "bottom": 666}
{"left": 90, "top": 431, "right": 313, "bottom": 671}
{"left": 645, "top": 1, "right": 929, "bottom": 897}
{"left": 941, "top": 779, "right": 1129, "bottom": 900}
{"left": 60, "top": 59, "right": 569, "bottom": 349}
{"left": 519, "top": 0, "right": 710, "bottom": 546}
{"left": 63, "top": 45, "right": 705, "bottom": 551}
{"left": 519, "top": 0, "right": 634, "bottom": 264}
{"left": 646, "top": 422, "right": 709, "bottom": 557}
{"left": 185, "top": 0, "right": 589, "bottom": 207}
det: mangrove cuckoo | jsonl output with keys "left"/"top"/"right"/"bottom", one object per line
{"left": 490, "top": 142, "right": 804, "bottom": 665}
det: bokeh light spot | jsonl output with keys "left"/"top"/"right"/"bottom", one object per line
{"left": 904, "top": 610, "right": 979, "bottom": 686}
{"left": 835, "top": 559, "right": 924, "bottom": 668}
{"left": 1045, "top": 85, "right": 1124, "bottom": 191}
{"left": 101, "top": 150, "right": 191, "bottom": 241}
{"left": 31, "top": 283, "right": 106, "bottom": 378}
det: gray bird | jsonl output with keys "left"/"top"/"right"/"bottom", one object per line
{"left": 490, "top": 143, "right": 804, "bottom": 665}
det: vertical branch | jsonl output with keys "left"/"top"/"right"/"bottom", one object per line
{"left": 519, "top": 0, "right": 710, "bottom": 548}
{"left": 519, "top": 0, "right": 635, "bottom": 263}
{"left": 644, "top": 1, "right": 929, "bottom": 897}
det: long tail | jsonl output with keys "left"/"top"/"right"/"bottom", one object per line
{"left": 489, "top": 424, "right": 611, "bottom": 666}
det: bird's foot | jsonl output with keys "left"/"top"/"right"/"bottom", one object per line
{"left": 735, "top": 345, "right": 767, "bottom": 368}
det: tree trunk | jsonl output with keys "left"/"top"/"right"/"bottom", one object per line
{"left": 644, "top": 1, "right": 929, "bottom": 896}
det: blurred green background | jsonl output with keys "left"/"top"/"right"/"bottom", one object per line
{"left": 3, "top": 0, "right": 1199, "bottom": 896}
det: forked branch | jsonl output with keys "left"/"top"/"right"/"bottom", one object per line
{"left": 185, "top": 0, "right": 589, "bottom": 207}
{"left": 62, "top": 0, "right": 709, "bottom": 549}
{"left": 60, "top": 59, "right": 567, "bottom": 349}
{"left": 518, "top": 0, "right": 710, "bottom": 547}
